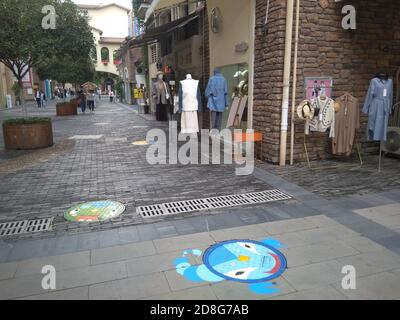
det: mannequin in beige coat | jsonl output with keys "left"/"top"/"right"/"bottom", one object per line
{"left": 152, "top": 72, "right": 170, "bottom": 121}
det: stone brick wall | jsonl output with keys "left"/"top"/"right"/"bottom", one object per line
{"left": 254, "top": 0, "right": 400, "bottom": 164}
{"left": 201, "top": 4, "right": 211, "bottom": 129}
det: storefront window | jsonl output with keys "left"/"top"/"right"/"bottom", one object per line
{"left": 218, "top": 63, "right": 249, "bottom": 129}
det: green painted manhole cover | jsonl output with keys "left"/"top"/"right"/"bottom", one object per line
{"left": 64, "top": 201, "right": 125, "bottom": 222}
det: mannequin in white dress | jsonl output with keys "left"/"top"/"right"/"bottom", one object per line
{"left": 179, "top": 74, "right": 202, "bottom": 134}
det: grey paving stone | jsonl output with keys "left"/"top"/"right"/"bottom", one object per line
{"left": 283, "top": 260, "right": 344, "bottom": 291}
{"left": 0, "top": 262, "right": 18, "bottom": 280}
{"left": 273, "top": 285, "right": 348, "bottom": 300}
{"left": 56, "top": 261, "right": 127, "bottom": 290}
{"left": 54, "top": 235, "right": 79, "bottom": 255}
{"left": 137, "top": 224, "right": 159, "bottom": 242}
{"left": 8, "top": 239, "right": 57, "bottom": 262}
{"left": 89, "top": 273, "right": 170, "bottom": 300}
{"left": 210, "top": 277, "right": 295, "bottom": 300}
{"left": 125, "top": 250, "right": 186, "bottom": 277}
{"left": 336, "top": 250, "right": 400, "bottom": 277}
{"left": 96, "top": 230, "right": 122, "bottom": 248}
{"left": 143, "top": 285, "right": 217, "bottom": 300}
{"left": 0, "top": 273, "right": 49, "bottom": 300}
{"left": 118, "top": 226, "right": 141, "bottom": 244}
{"left": 15, "top": 251, "right": 90, "bottom": 277}
{"left": 91, "top": 241, "right": 156, "bottom": 265}
{"left": 210, "top": 224, "right": 269, "bottom": 242}
{"left": 259, "top": 218, "right": 316, "bottom": 235}
{"left": 153, "top": 232, "right": 215, "bottom": 254}
{"left": 333, "top": 272, "right": 400, "bottom": 300}
{"left": 164, "top": 269, "right": 209, "bottom": 292}
{"left": 76, "top": 233, "right": 100, "bottom": 251}
{"left": 17, "top": 286, "right": 89, "bottom": 300}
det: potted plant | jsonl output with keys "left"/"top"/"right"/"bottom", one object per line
{"left": 56, "top": 100, "right": 78, "bottom": 116}
{"left": 2, "top": 117, "right": 53, "bottom": 150}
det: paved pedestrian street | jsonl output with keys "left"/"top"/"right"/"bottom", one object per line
{"left": 1, "top": 101, "right": 400, "bottom": 300}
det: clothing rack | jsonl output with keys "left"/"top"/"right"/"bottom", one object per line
{"left": 302, "top": 133, "right": 363, "bottom": 171}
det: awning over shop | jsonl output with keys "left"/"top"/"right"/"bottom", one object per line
{"left": 145, "top": 0, "right": 186, "bottom": 22}
{"left": 129, "top": 12, "right": 199, "bottom": 48}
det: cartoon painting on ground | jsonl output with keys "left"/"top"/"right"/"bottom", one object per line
{"left": 174, "top": 239, "right": 287, "bottom": 294}
{"left": 64, "top": 201, "right": 125, "bottom": 222}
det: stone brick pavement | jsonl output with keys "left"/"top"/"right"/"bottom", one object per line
{"left": 258, "top": 155, "right": 400, "bottom": 199}
{"left": 0, "top": 101, "right": 270, "bottom": 240}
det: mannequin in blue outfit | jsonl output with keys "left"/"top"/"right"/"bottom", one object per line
{"left": 206, "top": 68, "right": 229, "bottom": 131}
{"left": 362, "top": 73, "right": 393, "bottom": 141}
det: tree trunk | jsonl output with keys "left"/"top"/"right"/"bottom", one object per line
{"left": 18, "top": 80, "right": 27, "bottom": 118}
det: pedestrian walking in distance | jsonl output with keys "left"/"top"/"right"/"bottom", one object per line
{"left": 79, "top": 91, "right": 87, "bottom": 114}
{"left": 87, "top": 90, "right": 95, "bottom": 113}
{"left": 35, "top": 90, "right": 41, "bottom": 108}
{"left": 40, "top": 91, "right": 47, "bottom": 108}
{"left": 109, "top": 90, "right": 115, "bottom": 103}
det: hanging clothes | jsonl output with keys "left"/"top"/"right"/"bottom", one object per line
{"left": 179, "top": 77, "right": 202, "bottom": 134}
{"left": 332, "top": 93, "right": 360, "bottom": 156}
{"left": 362, "top": 77, "right": 393, "bottom": 141}
{"left": 205, "top": 68, "right": 229, "bottom": 112}
{"left": 306, "top": 96, "right": 336, "bottom": 138}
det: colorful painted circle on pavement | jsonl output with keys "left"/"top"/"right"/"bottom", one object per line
{"left": 203, "top": 239, "right": 287, "bottom": 284}
{"left": 64, "top": 201, "right": 125, "bottom": 222}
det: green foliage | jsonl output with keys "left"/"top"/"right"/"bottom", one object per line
{"left": 0, "top": 0, "right": 95, "bottom": 84}
{"left": 3, "top": 117, "right": 52, "bottom": 125}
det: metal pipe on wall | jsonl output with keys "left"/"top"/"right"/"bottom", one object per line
{"left": 279, "top": 0, "right": 295, "bottom": 166}
{"left": 290, "top": 0, "right": 301, "bottom": 165}
{"left": 248, "top": 0, "right": 256, "bottom": 129}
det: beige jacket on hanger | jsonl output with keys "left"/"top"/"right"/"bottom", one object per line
{"left": 332, "top": 93, "right": 360, "bottom": 156}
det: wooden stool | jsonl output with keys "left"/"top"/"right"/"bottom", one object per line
{"left": 233, "top": 131, "right": 263, "bottom": 160}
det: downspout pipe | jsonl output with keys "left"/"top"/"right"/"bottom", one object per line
{"left": 290, "top": 0, "right": 301, "bottom": 165}
{"left": 279, "top": 0, "right": 295, "bottom": 166}
{"left": 248, "top": 0, "right": 256, "bottom": 129}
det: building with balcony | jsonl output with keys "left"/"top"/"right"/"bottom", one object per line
{"left": 77, "top": 3, "right": 131, "bottom": 91}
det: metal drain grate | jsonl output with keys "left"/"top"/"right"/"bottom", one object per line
{"left": 137, "top": 190, "right": 292, "bottom": 218}
{"left": 0, "top": 218, "right": 53, "bottom": 237}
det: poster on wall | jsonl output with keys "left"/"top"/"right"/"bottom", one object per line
{"left": 305, "top": 77, "right": 333, "bottom": 101}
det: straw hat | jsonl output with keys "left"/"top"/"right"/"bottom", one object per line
{"left": 297, "top": 100, "right": 315, "bottom": 120}
{"left": 334, "top": 101, "right": 341, "bottom": 113}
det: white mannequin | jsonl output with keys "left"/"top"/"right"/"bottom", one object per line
{"left": 180, "top": 75, "right": 201, "bottom": 134}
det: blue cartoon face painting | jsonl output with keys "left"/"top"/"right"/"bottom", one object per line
{"left": 174, "top": 238, "right": 287, "bottom": 295}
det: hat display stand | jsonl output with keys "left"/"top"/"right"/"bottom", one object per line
{"left": 302, "top": 133, "right": 363, "bottom": 171}
{"left": 296, "top": 96, "right": 363, "bottom": 171}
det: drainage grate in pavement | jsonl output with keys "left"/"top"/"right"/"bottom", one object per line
{"left": 0, "top": 218, "right": 53, "bottom": 237}
{"left": 137, "top": 190, "right": 292, "bottom": 218}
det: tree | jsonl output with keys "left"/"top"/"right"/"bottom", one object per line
{"left": 0, "top": 0, "right": 95, "bottom": 115}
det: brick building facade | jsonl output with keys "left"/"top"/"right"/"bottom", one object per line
{"left": 253, "top": 0, "right": 400, "bottom": 163}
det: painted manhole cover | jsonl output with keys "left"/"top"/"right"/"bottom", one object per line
{"left": 203, "top": 239, "right": 287, "bottom": 283}
{"left": 174, "top": 238, "right": 287, "bottom": 294}
{"left": 64, "top": 201, "right": 125, "bottom": 222}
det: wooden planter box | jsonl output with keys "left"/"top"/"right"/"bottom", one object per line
{"left": 56, "top": 102, "right": 78, "bottom": 116}
{"left": 3, "top": 122, "right": 54, "bottom": 150}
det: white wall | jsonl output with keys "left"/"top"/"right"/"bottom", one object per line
{"left": 86, "top": 6, "right": 129, "bottom": 38}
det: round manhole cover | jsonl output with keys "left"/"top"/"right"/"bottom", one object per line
{"left": 64, "top": 201, "right": 125, "bottom": 222}
{"left": 203, "top": 239, "right": 287, "bottom": 283}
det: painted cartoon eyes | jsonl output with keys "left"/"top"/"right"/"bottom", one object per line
{"left": 235, "top": 271, "right": 245, "bottom": 276}
{"left": 70, "top": 209, "right": 79, "bottom": 216}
